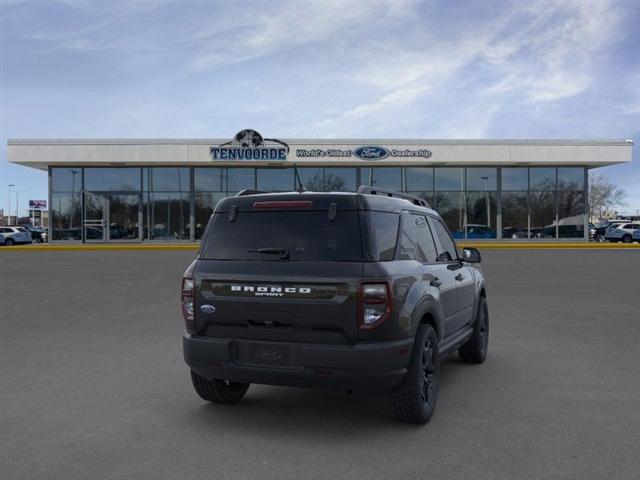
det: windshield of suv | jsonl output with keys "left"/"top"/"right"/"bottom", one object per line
{"left": 201, "top": 211, "right": 363, "bottom": 261}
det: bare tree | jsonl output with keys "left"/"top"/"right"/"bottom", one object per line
{"left": 589, "top": 172, "right": 627, "bottom": 221}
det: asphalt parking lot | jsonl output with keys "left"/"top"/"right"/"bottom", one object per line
{"left": 1, "top": 249, "right": 639, "bottom": 480}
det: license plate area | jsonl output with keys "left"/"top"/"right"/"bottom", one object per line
{"left": 235, "top": 341, "right": 298, "bottom": 368}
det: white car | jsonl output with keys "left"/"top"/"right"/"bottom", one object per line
{"left": 0, "top": 226, "right": 32, "bottom": 246}
{"left": 605, "top": 223, "right": 640, "bottom": 243}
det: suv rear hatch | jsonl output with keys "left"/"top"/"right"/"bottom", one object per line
{"left": 194, "top": 195, "right": 364, "bottom": 344}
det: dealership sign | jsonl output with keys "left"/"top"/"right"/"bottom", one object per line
{"left": 29, "top": 200, "right": 47, "bottom": 209}
{"left": 211, "top": 130, "right": 433, "bottom": 162}
{"left": 211, "top": 129, "right": 289, "bottom": 161}
{"left": 296, "top": 146, "right": 432, "bottom": 160}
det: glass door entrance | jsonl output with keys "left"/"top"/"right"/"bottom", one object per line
{"left": 84, "top": 193, "right": 142, "bottom": 242}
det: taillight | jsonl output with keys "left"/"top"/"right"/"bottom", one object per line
{"left": 358, "top": 282, "right": 392, "bottom": 330}
{"left": 181, "top": 277, "right": 195, "bottom": 332}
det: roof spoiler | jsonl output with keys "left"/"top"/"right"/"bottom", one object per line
{"left": 357, "top": 186, "right": 431, "bottom": 208}
{"left": 235, "top": 189, "right": 268, "bottom": 197}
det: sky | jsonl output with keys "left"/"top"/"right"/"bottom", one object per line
{"left": 1, "top": 0, "right": 639, "bottom": 217}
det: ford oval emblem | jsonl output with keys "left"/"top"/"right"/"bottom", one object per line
{"left": 354, "top": 146, "right": 389, "bottom": 160}
{"left": 200, "top": 304, "right": 216, "bottom": 314}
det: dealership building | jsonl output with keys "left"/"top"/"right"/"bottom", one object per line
{"left": 7, "top": 132, "right": 633, "bottom": 243}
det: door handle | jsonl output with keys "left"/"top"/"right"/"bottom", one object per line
{"left": 455, "top": 273, "right": 465, "bottom": 281}
{"left": 429, "top": 277, "right": 442, "bottom": 288}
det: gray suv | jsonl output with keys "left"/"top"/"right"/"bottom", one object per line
{"left": 182, "top": 187, "right": 488, "bottom": 423}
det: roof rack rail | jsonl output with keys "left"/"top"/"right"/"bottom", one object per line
{"left": 235, "top": 189, "right": 267, "bottom": 197}
{"left": 357, "top": 186, "right": 431, "bottom": 208}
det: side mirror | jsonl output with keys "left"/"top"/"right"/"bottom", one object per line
{"left": 462, "top": 247, "right": 481, "bottom": 263}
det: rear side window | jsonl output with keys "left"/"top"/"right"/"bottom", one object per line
{"left": 201, "top": 211, "right": 362, "bottom": 261}
{"left": 17, "top": 227, "right": 28, "bottom": 232}
{"left": 364, "top": 211, "right": 399, "bottom": 261}
{"left": 430, "top": 217, "right": 458, "bottom": 262}
{"left": 398, "top": 214, "right": 438, "bottom": 263}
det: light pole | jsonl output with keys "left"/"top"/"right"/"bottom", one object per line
{"left": 481, "top": 176, "right": 491, "bottom": 229}
{"left": 8, "top": 184, "right": 15, "bottom": 225}
{"left": 70, "top": 170, "right": 79, "bottom": 228}
{"left": 15, "top": 190, "right": 27, "bottom": 224}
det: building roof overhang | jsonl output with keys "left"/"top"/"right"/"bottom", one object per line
{"left": 7, "top": 138, "right": 634, "bottom": 171}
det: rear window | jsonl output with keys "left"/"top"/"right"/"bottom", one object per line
{"left": 17, "top": 227, "right": 28, "bottom": 232}
{"left": 201, "top": 211, "right": 363, "bottom": 261}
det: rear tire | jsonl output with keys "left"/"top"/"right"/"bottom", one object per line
{"left": 5, "top": 238, "right": 14, "bottom": 246}
{"left": 622, "top": 235, "right": 632, "bottom": 243}
{"left": 390, "top": 324, "right": 439, "bottom": 424}
{"left": 459, "top": 297, "right": 489, "bottom": 363}
{"left": 190, "top": 370, "right": 249, "bottom": 404}
{"left": 595, "top": 233, "right": 605, "bottom": 243}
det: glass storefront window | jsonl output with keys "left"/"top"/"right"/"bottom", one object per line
{"left": 502, "top": 168, "right": 529, "bottom": 191}
{"left": 466, "top": 168, "right": 497, "bottom": 191}
{"left": 195, "top": 168, "right": 225, "bottom": 192}
{"left": 365, "top": 167, "right": 402, "bottom": 190}
{"left": 529, "top": 168, "right": 556, "bottom": 191}
{"left": 227, "top": 168, "right": 255, "bottom": 193}
{"left": 51, "top": 192, "right": 82, "bottom": 240}
{"left": 530, "top": 191, "right": 556, "bottom": 238}
{"left": 297, "top": 168, "right": 324, "bottom": 191}
{"left": 324, "top": 168, "right": 357, "bottom": 191}
{"left": 51, "top": 168, "right": 82, "bottom": 193}
{"left": 435, "top": 168, "right": 464, "bottom": 191}
{"left": 85, "top": 168, "right": 141, "bottom": 192}
{"left": 145, "top": 192, "right": 190, "bottom": 240}
{"left": 557, "top": 191, "right": 585, "bottom": 238}
{"left": 144, "top": 168, "right": 189, "bottom": 192}
{"left": 502, "top": 192, "right": 528, "bottom": 239}
{"left": 466, "top": 192, "right": 497, "bottom": 238}
{"left": 195, "top": 192, "right": 226, "bottom": 239}
{"left": 435, "top": 192, "right": 465, "bottom": 238}
{"left": 405, "top": 167, "right": 433, "bottom": 192}
{"left": 257, "top": 168, "right": 294, "bottom": 191}
{"left": 557, "top": 167, "right": 584, "bottom": 191}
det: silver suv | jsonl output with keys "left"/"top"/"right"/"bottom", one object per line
{"left": 0, "top": 227, "right": 32, "bottom": 246}
{"left": 605, "top": 223, "right": 640, "bottom": 243}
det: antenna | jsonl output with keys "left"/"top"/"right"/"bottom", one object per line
{"left": 293, "top": 163, "right": 305, "bottom": 193}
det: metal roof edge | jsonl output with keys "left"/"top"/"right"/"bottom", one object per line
{"left": 7, "top": 138, "right": 635, "bottom": 146}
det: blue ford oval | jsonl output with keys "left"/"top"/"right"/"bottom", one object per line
{"left": 354, "top": 146, "right": 389, "bottom": 160}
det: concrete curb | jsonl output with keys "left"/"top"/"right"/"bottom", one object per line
{"left": 1, "top": 243, "right": 639, "bottom": 251}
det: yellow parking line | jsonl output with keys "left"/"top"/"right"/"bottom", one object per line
{"left": 458, "top": 243, "right": 640, "bottom": 249}
{"left": 1, "top": 244, "right": 200, "bottom": 251}
{"left": 1, "top": 242, "right": 638, "bottom": 251}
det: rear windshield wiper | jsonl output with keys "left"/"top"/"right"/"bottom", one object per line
{"left": 250, "top": 247, "right": 290, "bottom": 260}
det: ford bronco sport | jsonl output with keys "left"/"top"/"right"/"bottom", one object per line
{"left": 182, "top": 187, "right": 488, "bottom": 423}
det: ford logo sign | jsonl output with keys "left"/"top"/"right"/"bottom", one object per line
{"left": 354, "top": 146, "right": 389, "bottom": 160}
{"left": 200, "top": 304, "right": 216, "bottom": 314}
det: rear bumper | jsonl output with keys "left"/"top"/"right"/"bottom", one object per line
{"left": 183, "top": 333, "right": 414, "bottom": 392}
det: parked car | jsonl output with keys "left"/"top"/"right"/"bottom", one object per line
{"left": 591, "top": 220, "right": 626, "bottom": 242}
{"left": 0, "top": 226, "right": 33, "bottom": 245}
{"left": 605, "top": 223, "right": 640, "bottom": 243}
{"left": 182, "top": 187, "right": 489, "bottom": 424}
{"left": 20, "top": 225, "right": 48, "bottom": 244}
{"left": 502, "top": 227, "right": 528, "bottom": 239}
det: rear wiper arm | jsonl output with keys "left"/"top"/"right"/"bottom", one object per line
{"left": 250, "top": 247, "right": 290, "bottom": 259}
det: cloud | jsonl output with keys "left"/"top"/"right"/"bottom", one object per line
{"left": 303, "top": 0, "right": 631, "bottom": 138}
{"left": 483, "top": 0, "right": 622, "bottom": 102}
